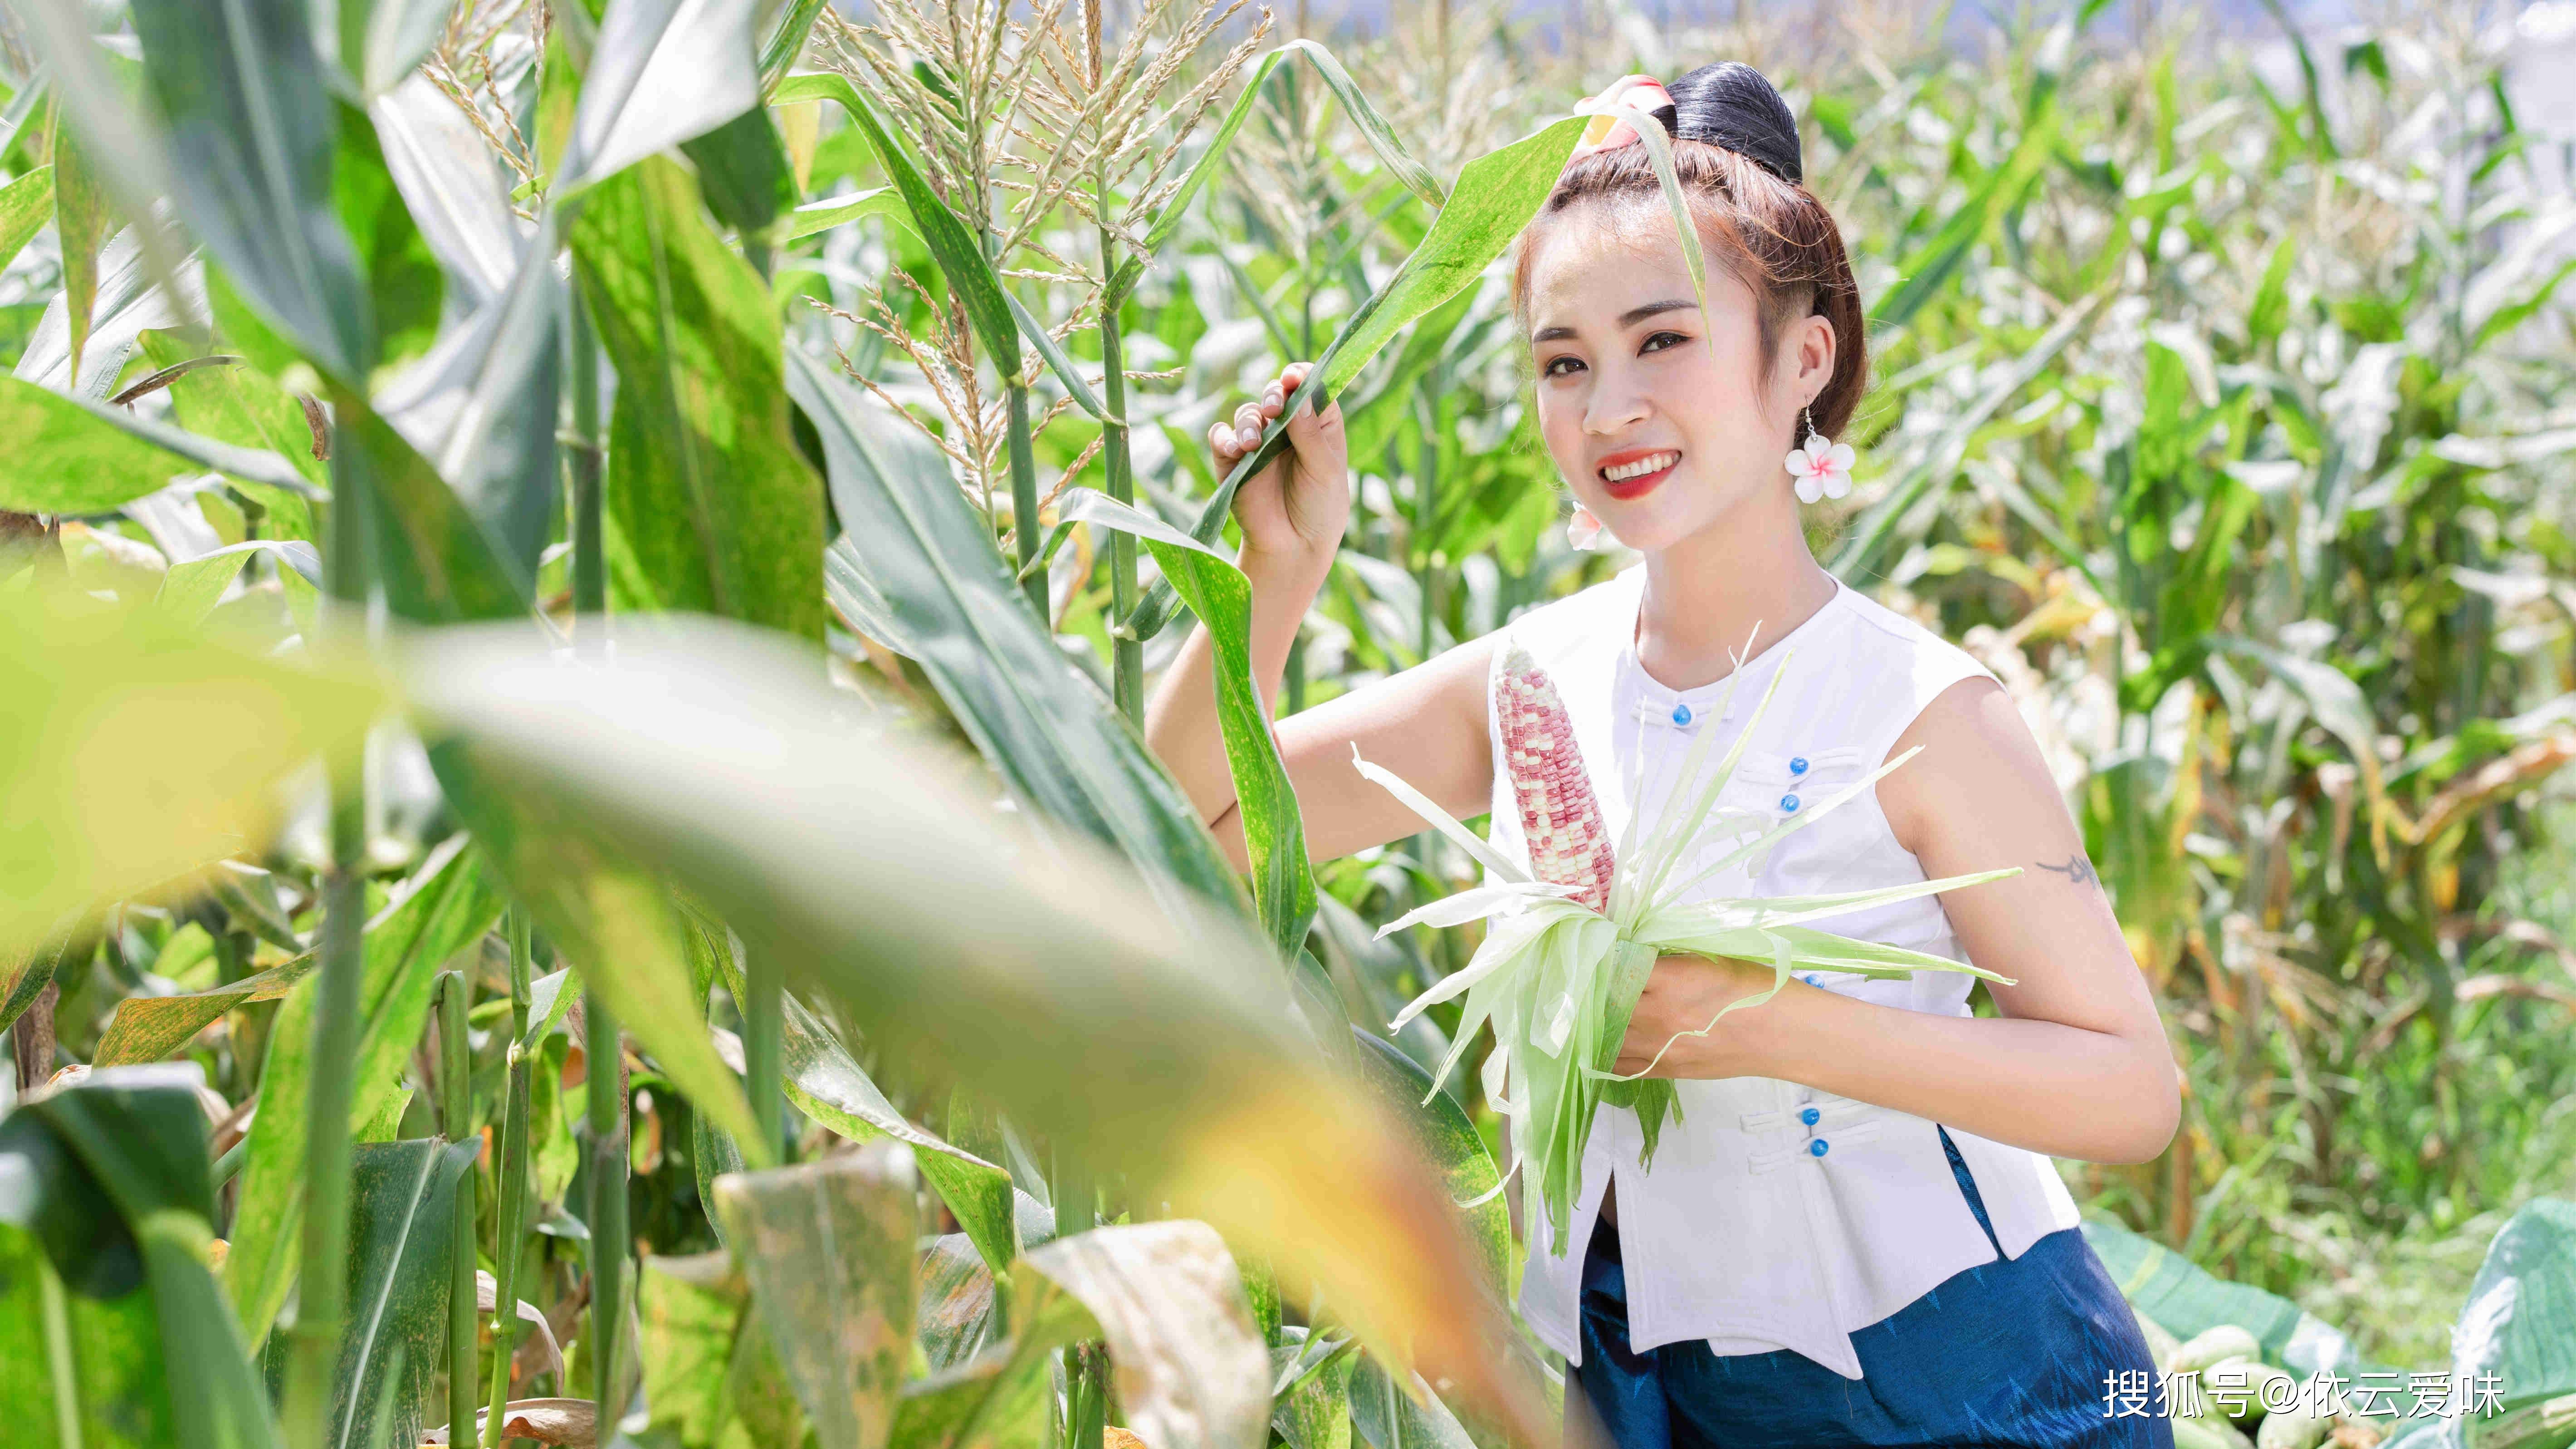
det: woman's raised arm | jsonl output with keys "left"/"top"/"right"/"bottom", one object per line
{"left": 1144, "top": 361, "right": 1499, "bottom": 871}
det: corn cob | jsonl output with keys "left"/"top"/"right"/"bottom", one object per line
{"left": 1494, "top": 642, "right": 1617, "bottom": 911}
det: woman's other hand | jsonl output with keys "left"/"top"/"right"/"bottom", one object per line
{"left": 1207, "top": 359, "right": 1349, "bottom": 563}
{"left": 1614, "top": 954, "right": 1780, "bottom": 1078}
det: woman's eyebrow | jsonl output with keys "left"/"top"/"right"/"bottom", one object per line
{"left": 1529, "top": 298, "right": 1701, "bottom": 345}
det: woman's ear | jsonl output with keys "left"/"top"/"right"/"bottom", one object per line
{"left": 1797, "top": 312, "right": 1838, "bottom": 397}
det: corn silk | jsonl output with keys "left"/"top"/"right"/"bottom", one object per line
{"left": 1352, "top": 638, "right": 2023, "bottom": 1260}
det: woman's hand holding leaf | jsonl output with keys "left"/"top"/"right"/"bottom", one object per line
{"left": 1207, "top": 359, "right": 1350, "bottom": 566}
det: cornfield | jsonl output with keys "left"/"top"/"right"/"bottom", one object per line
{"left": 2, "top": 0, "right": 2572, "bottom": 1444}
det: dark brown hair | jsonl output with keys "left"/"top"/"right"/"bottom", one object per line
{"left": 1510, "top": 63, "right": 1870, "bottom": 442}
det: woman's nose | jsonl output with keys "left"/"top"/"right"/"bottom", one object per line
{"left": 1583, "top": 363, "right": 1652, "bottom": 434}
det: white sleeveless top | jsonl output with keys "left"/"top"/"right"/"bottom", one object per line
{"left": 1484, "top": 565, "right": 2083, "bottom": 1380}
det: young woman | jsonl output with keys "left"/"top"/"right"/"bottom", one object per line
{"left": 1146, "top": 60, "right": 2179, "bottom": 1448}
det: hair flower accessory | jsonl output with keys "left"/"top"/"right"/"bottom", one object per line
{"left": 1785, "top": 430, "right": 1855, "bottom": 504}
{"left": 1565, "top": 504, "right": 1607, "bottom": 552}
{"left": 1569, "top": 74, "right": 1674, "bottom": 163}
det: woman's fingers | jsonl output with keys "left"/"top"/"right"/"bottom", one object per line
{"left": 1212, "top": 363, "right": 1321, "bottom": 462}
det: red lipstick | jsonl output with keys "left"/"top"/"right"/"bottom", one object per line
{"left": 1595, "top": 447, "right": 1680, "bottom": 502}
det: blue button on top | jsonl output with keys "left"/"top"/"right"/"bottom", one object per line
{"left": 1779, "top": 793, "right": 1801, "bottom": 812}
{"left": 1790, "top": 756, "right": 1809, "bottom": 775}
{"left": 1801, "top": 974, "right": 1820, "bottom": 987}
{"left": 1671, "top": 703, "right": 1693, "bottom": 726}
{"left": 1809, "top": 1138, "right": 1830, "bottom": 1157}
{"left": 1800, "top": 1106, "right": 1821, "bottom": 1127}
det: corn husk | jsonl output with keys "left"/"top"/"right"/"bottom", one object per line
{"left": 1356, "top": 639, "right": 2024, "bottom": 1262}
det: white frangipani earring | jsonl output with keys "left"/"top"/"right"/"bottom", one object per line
{"left": 1784, "top": 402, "right": 1855, "bottom": 504}
{"left": 1566, "top": 502, "right": 1606, "bottom": 552}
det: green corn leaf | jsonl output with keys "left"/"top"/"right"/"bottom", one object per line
{"left": 328, "top": 1139, "right": 481, "bottom": 1449}
{"left": 713, "top": 1144, "right": 921, "bottom": 1449}
{"left": 699, "top": 928, "right": 1020, "bottom": 1277}
{"left": 374, "top": 228, "right": 563, "bottom": 592}
{"left": 52, "top": 132, "right": 113, "bottom": 390}
{"left": 1349, "top": 1030, "right": 1511, "bottom": 1299}
{"left": 1056, "top": 488, "right": 1315, "bottom": 960}
{"left": 788, "top": 345, "right": 1251, "bottom": 936}
{"left": 5, "top": 1071, "right": 279, "bottom": 1449}
{"left": 785, "top": 186, "right": 914, "bottom": 241}
{"left": 15, "top": 225, "right": 199, "bottom": 401}
{"left": 758, "top": 0, "right": 835, "bottom": 94}
{"left": 1271, "top": 1326, "right": 1358, "bottom": 1449}
{"left": 0, "top": 164, "right": 54, "bottom": 276}
{"left": 225, "top": 837, "right": 505, "bottom": 1349}
{"left": 130, "top": 0, "right": 377, "bottom": 386}
{"left": 1125, "top": 114, "right": 1586, "bottom": 642}
{"left": 0, "top": 377, "right": 215, "bottom": 514}
{"left": 0, "top": 1215, "right": 178, "bottom": 1449}
{"left": 571, "top": 156, "right": 825, "bottom": 641}
{"left": 1349, "top": 1353, "right": 1479, "bottom": 1449}
{"left": 131, "top": 333, "right": 326, "bottom": 542}
{"left": 682, "top": 103, "right": 797, "bottom": 238}
{"left": 1831, "top": 284, "right": 2109, "bottom": 581}
{"left": 555, "top": 0, "right": 762, "bottom": 197}
{"left": 151, "top": 540, "right": 313, "bottom": 624}
{"left": 885, "top": 1332, "right": 1059, "bottom": 1449}
{"left": 368, "top": 76, "right": 523, "bottom": 307}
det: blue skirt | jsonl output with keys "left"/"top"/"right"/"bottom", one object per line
{"left": 1568, "top": 1127, "right": 2172, "bottom": 1449}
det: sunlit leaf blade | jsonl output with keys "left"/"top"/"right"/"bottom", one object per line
{"left": 131, "top": 0, "right": 376, "bottom": 385}
{"left": 327, "top": 1138, "right": 479, "bottom": 1449}
{"left": 0, "top": 165, "right": 55, "bottom": 276}
{"left": 377, "top": 228, "right": 563, "bottom": 589}
{"left": 15, "top": 226, "right": 206, "bottom": 401}
{"left": 1022, "top": 1222, "right": 1271, "bottom": 1449}
{"left": 713, "top": 1144, "right": 920, "bottom": 1449}
{"left": 154, "top": 540, "right": 316, "bottom": 625}
{"left": 0, "top": 377, "right": 205, "bottom": 514}
{"left": 225, "top": 838, "right": 504, "bottom": 1347}
{"left": 785, "top": 187, "right": 912, "bottom": 241}
{"left": 336, "top": 0, "right": 456, "bottom": 100}
{"left": 53, "top": 131, "right": 113, "bottom": 388}
{"left": 0, "top": 594, "right": 383, "bottom": 954}
{"left": 393, "top": 617, "right": 1552, "bottom": 1433}
{"left": 571, "top": 157, "right": 824, "bottom": 640}
{"left": 1059, "top": 489, "right": 1315, "bottom": 959}
{"left": 1128, "top": 114, "right": 1586, "bottom": 640}
{"left": 1349, "top": 1031, "right": 1510, "bottom": 1299}
{"left": 790, "top": 347, "right": 1250, "bottom": 934}
{"left": 757, "top": 0, "right": 833, "bottom": 93}
{"left": 371, "top": 74, "right": 525, "bottom": 306}
{"left": 631, "top": 1251, "right": 810, "bottom": 1449}
{"left": 557, "top": 0, "right": 761, "bottom": 196}
{"left": 885, "top": 1336, "right": 1056, "bottom": 1449}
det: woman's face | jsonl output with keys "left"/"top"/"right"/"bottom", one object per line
{"left": 1523, "top": 200, "right": 1831, "bottom": 555}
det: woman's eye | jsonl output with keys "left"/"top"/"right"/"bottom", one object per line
{"left": 1640, "top": 330, "right": 1688, "bottom": 354}
{"left": 1542, "top": 354, "right": 1585, "bottom": 377}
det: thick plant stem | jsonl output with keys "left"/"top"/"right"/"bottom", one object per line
{"left": 567, "top": 288, "right": 607, "bottom": 652}
{"left": 1007, "top": 379, "right": 1043, "bottom": 619}
{"left": 486, "top": 914, "right": 534, "bottom": 1430}
{"left": 745, "top": 943, "right": 783, "bottom": 1163}
{"left": 284, "top": 430, "right": 369, "bottom": 1449}
{"left": 434, "top": 971, "right": 479, "bottom": 1449}
{"left": 586, "top": 992, "right": 629, "bottom": 1433}
{"left": 1099, "top": 244, "right": 1141, "bottom": 720}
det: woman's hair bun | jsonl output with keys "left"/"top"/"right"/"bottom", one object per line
{"left": 1663, "top": 61, "right": 1802, "bottom": 186}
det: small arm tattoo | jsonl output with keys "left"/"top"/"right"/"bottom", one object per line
{"left": 2034, "top": 852, "right": 2100, "bottom": 888}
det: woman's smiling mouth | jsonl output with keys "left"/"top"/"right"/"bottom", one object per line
{"left": 1598, "top": 449, "right": 1680, "bottom": 501}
